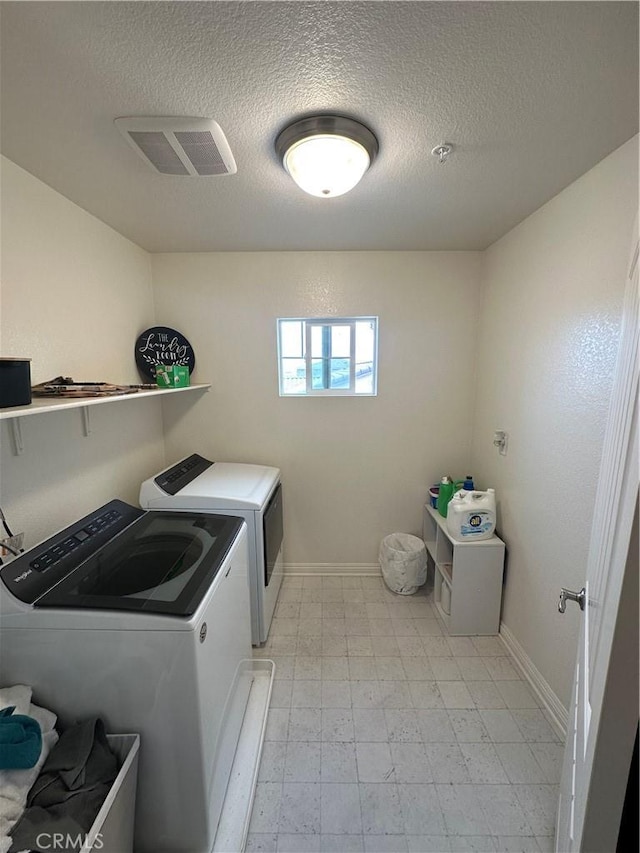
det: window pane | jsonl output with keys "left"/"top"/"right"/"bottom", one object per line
{"left": 330, "top": 358, "right": 350, "bottom": 389}
{"left": 280, "top": 357, "right": 306, "bottom": 394}
{"left": 310, "top": 325, "right": 324, "bottom": 358}
{"left": 331, "top": 325, "right": 351, "bottom": 358}
{"left": 280, "top": 321, "right": 303, "bottom": 358}
{"left": 311, "top": 358, "right": 325, "bottom": 390}
{"left": 356, "top": 321, "right": 374, "bottom": 362}
{"left": 355, "top": 320, "right": 375, "bottom": 394}
{"left": 355, "top": 369, "right": 374, "bottom": 394}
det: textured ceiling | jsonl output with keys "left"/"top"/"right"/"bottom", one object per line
{"left": 1, "top": 1, "right": 637, "bottom": 252}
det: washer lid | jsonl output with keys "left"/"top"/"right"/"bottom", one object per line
{"left": 147, "top": 455, "right": 280, "bottom": 510}
{"left": 36, "top": 511, "right": 242, "bottom": 616}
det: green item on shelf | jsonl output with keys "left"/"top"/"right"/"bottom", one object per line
{"left": 436, "top": 476, "right": 463, "bottom": 518}
{"left": 156, "top": 365, "right": 190, "bottom": 388}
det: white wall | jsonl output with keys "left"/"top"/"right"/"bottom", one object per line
{"left": 152, "top": 251, "right": 482, "bottom": 566}
{"left": 470, "top": 136, "right": 639, "bottom": 707}
{"left": 3, "top": 136, "right": 636, "bottom": 713}
{"left": 0, "top": 157, "right": 165, "bottom": 546}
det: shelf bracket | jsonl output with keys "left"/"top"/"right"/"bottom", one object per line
{"left": 81, "top": 407, "right": 92, "bottom": 437}
{"left": 9, "top": 418, "right": 24, "bottom": 456}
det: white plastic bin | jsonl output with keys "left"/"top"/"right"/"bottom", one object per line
{"left": 379, "top": 533, "right": 427, "bottom": 595}
{"left": 81, "top": 734, "right": 139, "bottom": 853}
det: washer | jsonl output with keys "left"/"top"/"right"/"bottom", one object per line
{"left": 0, "top": 499, "right": 252, "bottom": 853}
{"left": 140, "top": 454, "right": 283, "bottom": 645}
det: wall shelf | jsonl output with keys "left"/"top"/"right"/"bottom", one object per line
{"left": 0, "top": 383, "right": 211, "bottom": 420}
{"left": 1, "top": 384, "right": 211, "bottom": 454}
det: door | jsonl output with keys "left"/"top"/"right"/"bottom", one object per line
{"left": 263, "top": 481, "right": 283, "bottom": 586}
{"left": 555, "top": 229, "right": 639, "bottom": 852}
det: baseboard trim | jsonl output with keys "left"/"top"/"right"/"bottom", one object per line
{"left": 284, "top": 563, "right": 380, "bottom": 576}
{"left": 499, "top": 620, "right": 568, "bottom": 739}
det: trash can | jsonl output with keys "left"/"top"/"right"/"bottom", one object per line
{"left": 379, "top": 533, "right": 427, "bottom": 595}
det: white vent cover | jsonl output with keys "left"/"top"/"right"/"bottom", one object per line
{"left": 114, "top": 117, "right": 237, "bottom": 176}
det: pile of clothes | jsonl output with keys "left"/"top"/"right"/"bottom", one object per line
{"left": 0, "top": 686, "right": 118, "bottom": 853}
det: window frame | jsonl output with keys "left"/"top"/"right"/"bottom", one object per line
{"left": 277, "top": 316, "right": 378, "bottom": 397}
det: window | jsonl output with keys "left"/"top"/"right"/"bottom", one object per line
{"left": 277, "top": 317, "right": 378, "bottom": 396}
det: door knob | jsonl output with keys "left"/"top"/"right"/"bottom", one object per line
{"left": 558, "top": 587, "right": 586, "bottom": 613}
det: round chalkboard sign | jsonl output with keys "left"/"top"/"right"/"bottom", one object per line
{"left": 135, "top": 326, "right": 196, "bottom": 381}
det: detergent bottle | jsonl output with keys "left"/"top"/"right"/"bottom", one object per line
{"left": 436, "top": 477, "right": 454, "bottom": 517}
{"left": 436, "top": 476, "right": 464, "bottom": 518}
{"left": 446, "top": 488, "right": 497, "bottom": 541}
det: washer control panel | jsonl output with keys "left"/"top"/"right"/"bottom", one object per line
{"left": 0, "top": 499, "right": 144, "bottom": 604}
{"left": 154, "top": 453, "right": 213, "bottom": 495}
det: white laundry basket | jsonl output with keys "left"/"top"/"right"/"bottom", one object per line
{"left": 81, "top": 734, "right": 139, "bottom": 853}
{"left": 379, "top": 533, "right": 427, "bottom": 595}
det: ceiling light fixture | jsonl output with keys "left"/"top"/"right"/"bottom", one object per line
{"left": 275, "top": 115, "right": 378, "bottom": 198}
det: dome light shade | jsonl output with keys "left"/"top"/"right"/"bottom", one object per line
{"left": 284, "top": 134, "right": 370, "bottom": 197}
{"left": 276, "top": 115, "right": 378, "bottom": 198}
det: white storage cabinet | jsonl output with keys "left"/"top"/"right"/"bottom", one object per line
{"left": 423, "top": 504, "right": 505, "bottom": 635}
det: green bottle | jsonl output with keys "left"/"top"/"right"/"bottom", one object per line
{"left": 437, "top": 476, "right": 455, "bottom": 518}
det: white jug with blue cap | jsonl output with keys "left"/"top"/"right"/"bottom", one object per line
{"left": 446, "top": 488, "right": 497, "bottom": 541}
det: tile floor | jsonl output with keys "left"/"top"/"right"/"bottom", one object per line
{"left": 249, "top": 576, "right": 561, "bottom": 853}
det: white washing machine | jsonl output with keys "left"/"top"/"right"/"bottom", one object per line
{"left": 140, "top": 454, "right": 283, "bottom": 645}
{"left": 0, "top": 500, "right": 252, "bottom": 853}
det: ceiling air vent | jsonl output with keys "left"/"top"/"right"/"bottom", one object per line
{"left": 114, "top": 117, "right": 237, "bottom": 176}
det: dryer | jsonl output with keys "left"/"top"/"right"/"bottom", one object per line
{"left": 140, "top": 454, "right": 283, "bottom": 645}
{"left": 0, "top": 500, "right": 252, "bottom": 853}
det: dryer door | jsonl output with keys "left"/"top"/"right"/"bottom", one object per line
{"left": 263, "top": 482, "right": 283, "bottom": 587}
